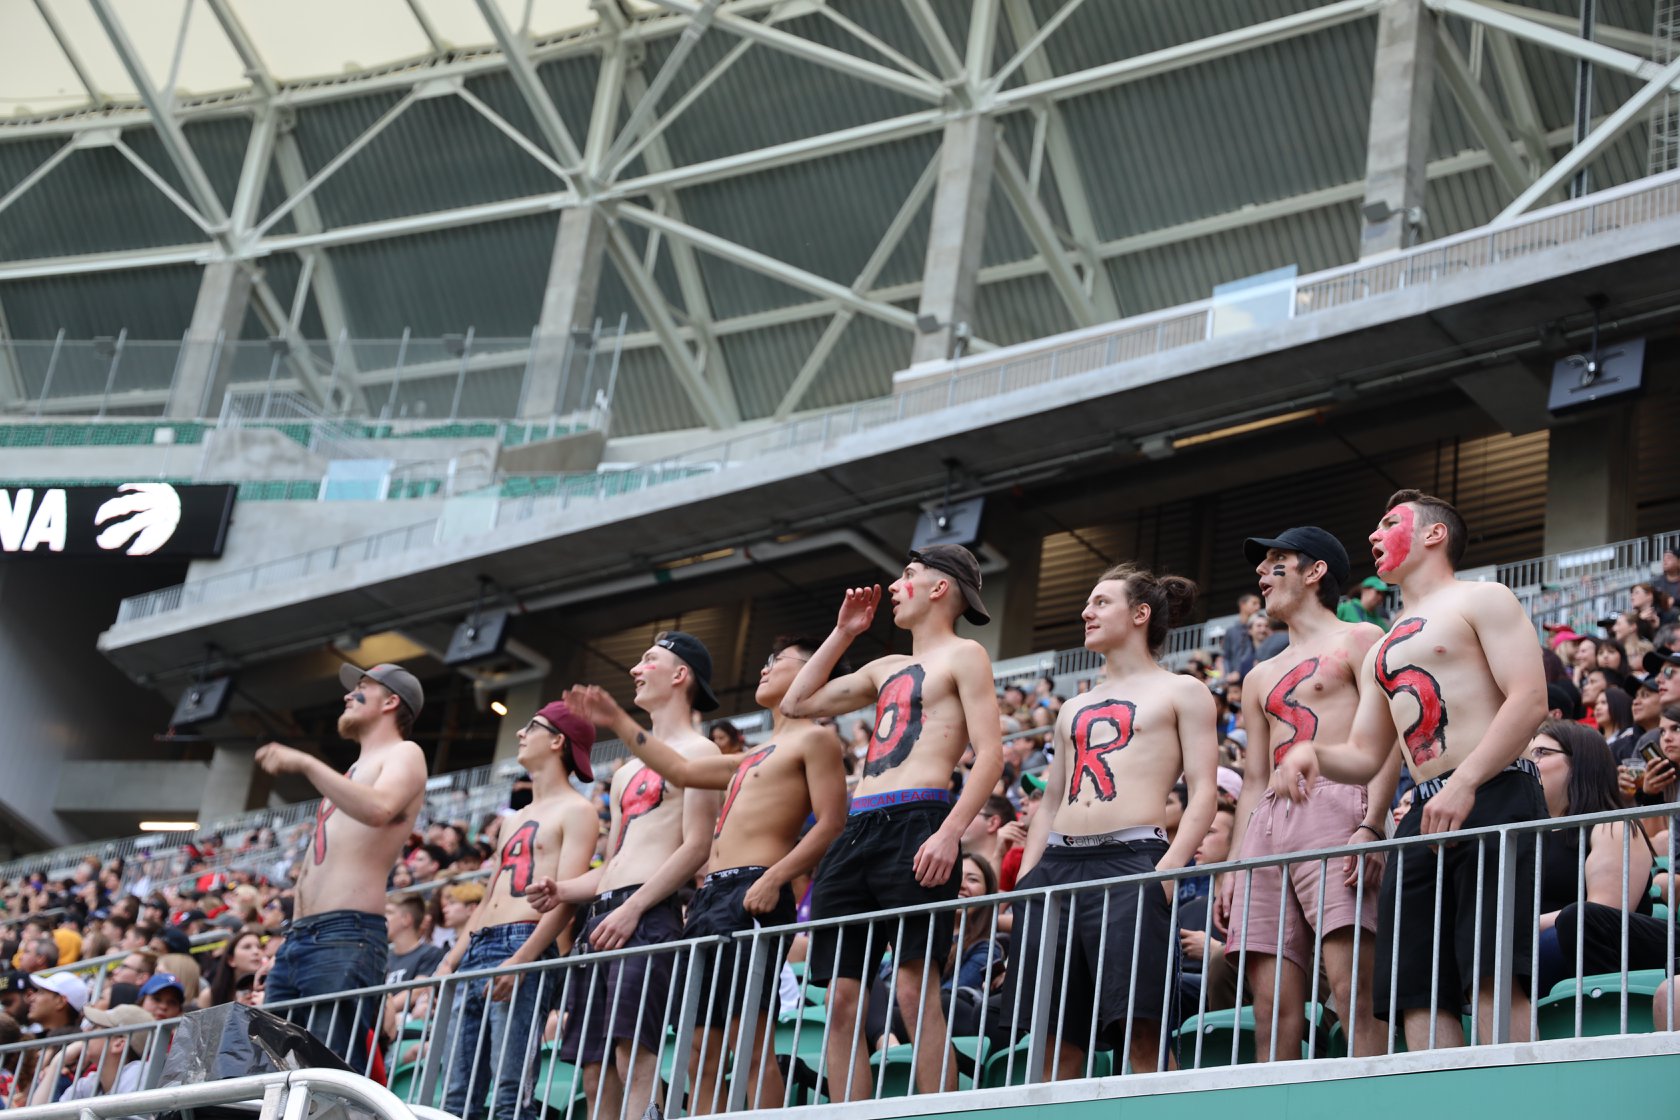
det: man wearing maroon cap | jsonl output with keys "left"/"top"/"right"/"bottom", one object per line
{"left": 435, "top": 700, "right": 599, "bottom": 1120}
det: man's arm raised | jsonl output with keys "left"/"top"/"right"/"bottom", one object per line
{"left": 1417, "top": 583, "right": 1547, "bottom": 835}
{"left": 566, "top": 685, "right": 739, "bottom": 790}
{"left": 255, "top": 742, "right": 426, "bottom": 827}
{"left": 781, "top": 585, "right": 882, "bottom": 719}
{"left": 744, "top": 729, "right": 849, "bottom": 915}
{"left": 913, "top": 642, "right": 1005, "bottom": 889}
{"left": 1274, "top": 644, "right": 1399, "bottom": 801}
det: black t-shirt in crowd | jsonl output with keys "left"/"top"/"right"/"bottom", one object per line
{"left": 386, "top": 941, "right": 446, "bottom": 984}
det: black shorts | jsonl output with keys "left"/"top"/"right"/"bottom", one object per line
{"left": 1375, "top": 767, "right": 1546, "bottom": 1020}
{"left": 807, "top": 803, "right": 959, "bottom": 983}
{"left": 1002, "top": 841, "right": 1178, "bottom": 1050}
{"left": 558, "top": 888, "right": 685, "bottom": 1065}
{"left": 677, "top": 866, "right": 797, "bottom": 1030}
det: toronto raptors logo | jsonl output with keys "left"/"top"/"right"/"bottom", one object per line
{"left": 1068, "top": 699, "right": 1136, "bottom": 803}
{"left": 311, "top": 765, "right": 352, "bottom": 865}
{"left": 1264, "top": 657, "right": 1321, "bottom": 766}
{"left": 498, "top": 820, "right": 539, "bottom": 897}
{"left": 614, "top": 765, "right": 666, "bottom": 856}
{"left": 1375, "top": 617, "right": 1449, "bottom": 766}
{"left": 867, "top": 666, "right": 926, "bottom": 778}
{"left": 717, "top": 744, "right": 775, "bottom": 838}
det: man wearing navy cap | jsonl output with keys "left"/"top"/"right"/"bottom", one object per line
{"left": 254, "top": 662, "right": 430, "bottom": 1069}
{"left": 436, "top": 700, "right": 600, "bottom": 1120}
{"left": 1219, "top": 526, "right": 1397, "bottom": 1061}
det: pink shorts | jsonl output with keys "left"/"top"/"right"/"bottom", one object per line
{"left": 1225, "top": 778, "right": 1378, "bottom": 972}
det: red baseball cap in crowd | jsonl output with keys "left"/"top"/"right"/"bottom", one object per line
{"left": 534, "top": 701, "right": 596, "bottom": 782}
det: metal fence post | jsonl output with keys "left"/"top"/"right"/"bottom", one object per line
{"left": 666, "top": 942, "right": 709, "bottom": 1118}
{"left": 95, "top": 328, "right": 129, "bottom": 419}
{"left": 1023, "top": 886, "right": 1063, "bottom": 1084}
{"left": 449, "top": 327, "right": 475, "bottom": 421}
{"left": 1490, "top": 828, "right": 1519, "bottom": 1044}
{"left": 384, "top": 327, "right": 410, "bottom": 421}
{"left": 724, "top": 930, "right": 772, "bottom": 1113}
{"left": 32, "top": 328, "right": 65, "bottom": 419}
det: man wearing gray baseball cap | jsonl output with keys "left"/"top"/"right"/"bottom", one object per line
{"left": 255, "top": 662, "right": 430, "bottom": 1070}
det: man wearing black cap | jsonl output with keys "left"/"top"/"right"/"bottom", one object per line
{"left": 436, "top": 700, "right": 599, "bottom": 1120}
{"left": 527, "top": 631, "right": 721, "bottom": 1119}
{"left": 1219, "top": 527, "right": 1397, "bottom": 1061}
{"left": 1275, "top": 490, "right": 1548, "bottom": 1049}
{"left": 780, "top": 544, "right": 1004, "bottom": 1100}
{"left": 254, "top": 662, "right": 430, "bottom": 1068}
{"left": 562, "top": 633, "right": 850, "bottom": 1113}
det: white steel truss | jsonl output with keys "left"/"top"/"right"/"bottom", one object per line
{"left": 0, "top": 0, "right": 1670, "bottom": 423}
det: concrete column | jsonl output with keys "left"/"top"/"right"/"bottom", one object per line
{"left": 167, "top": 260, "right": 253, "bottom": 417}
{"left": 1360, "top": 0, "right": 1435, "bottom": 257}
{"left": 199, "top": 744, "right": 259, "bottom": 825}
{"left": 524, "top": 207, "right": 609, "bottom": 418}
{"left": 1543, "top": 408, "right": 1637, "bottom": 554}
{"left": 910, "top": 115, "right": 997, "bottom": 365}
{"left": 492, "top": 679, "right": 548, "bottom": 765}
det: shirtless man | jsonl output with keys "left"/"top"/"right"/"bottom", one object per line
{"left": 1217, "top": 527, "right": 1398, "bottom": 1061}
{"left": 255, "top": 663, "right": 429, "bottom": 1068}
{"left": 525, "top": 632, "right": 721, "bottom": 1119}
{"left": 1275, "top": 490, "right": 1548, "bottom": 1048}
{"left": 1009, "top": 565, "right": 1217, "bottom": 1077}
{"left": 780, "top": 545, "right": 1004, "bottom": 1101}
{"left": 435, "top": 701, "right": 598, "bottom": 1120}
{"left": 564, "top": 634, "right": 848, "bottom": 1113}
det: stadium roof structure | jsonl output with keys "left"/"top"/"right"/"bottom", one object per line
{"left": 0, "top": 0, "right": 1673, "bottom": 435}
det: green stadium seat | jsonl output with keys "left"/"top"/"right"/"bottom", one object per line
{"left": 1175, "top": 1002, "right": 1335, "bottom": 1067}
{"left": 981, "top": 1033, "right": 1113, "bottom": 1087}
{"left": 1536, "top": 969, "right": 1667, "bottom": 1039}
{"left": 868, "top": 1035, "right": 988, "bottom": 1098}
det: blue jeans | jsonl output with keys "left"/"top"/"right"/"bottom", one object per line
{"left": 266, "top": 910, "right": 389, "bottom": 1072}
{"left": 442, "top": 922, "right": 557, "bottom": 1120}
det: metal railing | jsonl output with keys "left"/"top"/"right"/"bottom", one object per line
{"left": 2, "top": 1066, "right": 420, "bottom": 1120}
{"left": 8, "top": 802, "right": 1671, "bottom": 1117}
{"left": 103, "top": 166, "right": 1680, "bottom": 630}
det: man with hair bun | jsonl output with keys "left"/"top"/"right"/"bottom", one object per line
{"left": 1276, "top": 489, "right": 1548, "bottom": 1049}
{"left": 1007, "top": 565, "right": 1219, "bottom": 1077}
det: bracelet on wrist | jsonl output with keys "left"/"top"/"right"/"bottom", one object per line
{"left": 1354, "top": 823, "right": 1382, "bottom": 838}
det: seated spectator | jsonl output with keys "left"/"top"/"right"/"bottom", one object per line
{"left": 15, "top": 933, "right": 57, "bottom": 975}
{"left": 959, "top": 795, "right": 1016, "bottom": 876}
{"left": 434, "top": 882, "right": 483, "bottom": 951}
{"left": 155, "top": 953, "right": 200, "bottom": 1003}
{"left": 138, "top": 973, "right": 185, "bottom": 1021}
{"left": 1596, "top": 687, "right": 1637, "bottom": 760}
{"left": 25, "top": 972, "right": 87, "bottom": 1038}
{"left": 0, "top": 971, "right": 35, "bottom": 1035}
{"left": 149, "top": 925, "right": 191, "bottom": 958}
{"left": 1529, "top": 721, "right": 1655, "bottom": 994}
{"left": 1633, "top": 582, "right": 1679, "bottom": 628}
{"left": 707, "top": 719, "right": 746, "bottom": 755}
{"left": 1579, "top": 667, "right": 1623, "bottom": 717}
{"left": 1622, "top": 705, "right": 1680, "bottom": 810}
{"left": 999, "top": 775, "right": 1044, "bottom": 891}
{"left": 109, "top": 950, "right": 156, "bottom": 991}
{"left": 201, "top": 929, "right": 267, "bottom": 1008}
{"left": 1179, "top": 798, "right": 1239, "bottom": 1014}
{"left": 1597, "top": 639, "right": 1630, "bottom": 677}
{"left": 1546, "top": 680, "right": 1583, "bottom": 721}
{"left": 47, "top": 1003, "right": 153, "bottom": 1103}
{"left": 385, "top": 897, "right": 445, "bottom": 983}
{"left": 406, "top": 845, "right": 452, "bottom": 884}
{"left": 121, "top": 923, "right": 156, "bottom": 953}
{"left": 1336, "top": 576, "right": 1392, "bottom": 631}
{"left": 1164, "top": 783, "right": 1188, "bottom": 846}
{"left": 1569, "top": 635, "right": 1601, "bottom": 690}
{"left": 1606, "top": 609, "right": 1656, "bottom": 663}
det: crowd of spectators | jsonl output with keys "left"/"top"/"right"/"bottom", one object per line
{"left": 2, "top": 560, "right": 1678, "bottom": 1109}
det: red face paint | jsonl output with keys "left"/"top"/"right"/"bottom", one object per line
{"left": 1373, "top": 505, "right": 1414, "bottom": 576}
{"left": 1375, "top": 617, "right": 1449, "bottom": 766}
{"left": 1068, "top": 699, "right": 1136, "bottom": 803}
{"left": 905, "top": 583, "right": 913, "bottom": 599}
{"left": 1264, "top": 657, "right": 1321, "bottom": 766}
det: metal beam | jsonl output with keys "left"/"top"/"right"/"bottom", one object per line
{"left": 772, "top": 152, "right": 940, "bottom": 419}
{"left": 999, "top": 0, "right": 1121, "bottom": 319}
{"left": 1362, "top": 0, "right": 1435, "bottom": 256}
{"left": 965, "top": 0, "right": 1001, "bottom": 90}
{"left": 1476, "top": 0, "right": 1661, "bottom": 57}
{"left": 1485, "top": 29, "right": 1551, "bottom": 176}
{"left": 994, "top": 0, "right": 1383, "bottom": 108}
{"left": 616, "top": 202, "right": 925, "bottom": 335}
{"left": 1427, "top": 0, "right": 1680, "bottom": 90}
{"left": 900, "top": 0, "right": 966, "bottom": 82}
{"left": 472, "top": 0, "right": 585, "bottom": 173}
{"left": 989, "top": 0, "right": 1088, "bottom": 94}
{"left": 88, "top": 0, "right": 229, "bottom": 228}
{"left": 1434, "top": 27, "right": 1529, "bottom": 196}
{"left": 645, "top": 0, "right": 946, "bottom": 104}
{"left": 1495, "top": 55, "right": 1680, "bottom": 220}
{"left": 603, "top": 217, "right": 734, "bottom": 428}
{"left": 992, "top": 144, "right": 1101, "bottom": 326}
{"left": 912, "top": 113, "right": 996, "bottom": 363}
{"left": 602, "top": 0, "right": 720, "bottom": 175}
{"left": 31, "top": 0, "right": 101, "bottom": 106}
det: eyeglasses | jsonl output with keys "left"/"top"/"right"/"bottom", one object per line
{"left": 1529, "top": 745, "right": 1568, "bottom": 760}
{"left": 764, "top": 652, "right": 810, "bottom": 672}
{"left": 523, "top": 718, "right": 561, "bottom": 735}
{"left": 1662, "top": 667, "right": 1680, "bottom": 680}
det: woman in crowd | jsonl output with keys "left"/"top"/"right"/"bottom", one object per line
{"left": 1596, "top": 686, "right": 1638, "bottom": 761}
{"left": 1530, "top": 721, "right": 1654, "bottom": 993}
{"left": 1632, "top": 583, "right": 1678, "bottom": 628}
{"left": 708, "top": 719, "right": 746, "bottom": 754}
{"left": 1597, "top": 639, "right": 1630, "bottom": 677}
{"left": 201, "top": 928, "right": 268, "bottom": 1008}
{"left": 1609, "top": 609, "right": 1656, "bottom": 662}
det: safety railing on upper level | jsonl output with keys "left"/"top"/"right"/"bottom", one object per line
{"left": 1, "top": 1066, "right": 420, "bottom": 1120}
{"left": 6, "top": 804, "right": 1672, "bottom": 1117}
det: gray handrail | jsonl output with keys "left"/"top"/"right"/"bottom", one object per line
{"left": 1, "top": 1067, "right": 418, "bottom": 1120}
